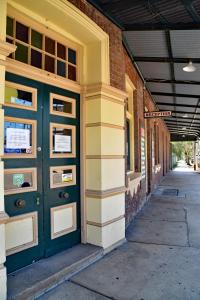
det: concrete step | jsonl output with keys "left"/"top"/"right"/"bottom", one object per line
{"left": 8, "top": 244, "right": 103, "bottom": 300}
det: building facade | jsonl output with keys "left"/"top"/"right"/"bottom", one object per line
{"left": 0, "top": 0, "right": 170, "bottom": 298}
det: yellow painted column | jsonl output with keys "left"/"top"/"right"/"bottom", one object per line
{"left": 85, "top": 83, "right": 127, "bottom": 250}
{"left": 0, "top": 1, "right": 16, "bottom": 298}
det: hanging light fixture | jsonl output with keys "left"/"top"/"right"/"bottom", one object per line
{"left": 182, "top": 113, "right": 188, "bottom": 118}
{"left": 183, "top": 60, "right": 196, "bottom": 72}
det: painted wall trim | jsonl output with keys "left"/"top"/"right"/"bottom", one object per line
{"left": 0, "top": 212, "right": 9, "bottom": 224}
{"left": 87, "top": 215, "right": 125, "bottom": 227}
{"left": 86, "top": 155, "right": 125, "bottom": 159}
{"left": 86, "top": 186, "right": 126, "bottom": 199}
{"left": 0, "top": 40, "right": 16, "bottom": 57}
{"left": 86, "top": 122, "right": 125, "bottom": 130}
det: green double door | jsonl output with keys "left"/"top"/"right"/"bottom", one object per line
{"left": 4, "top": 73, "right": 81, "bottom": 273}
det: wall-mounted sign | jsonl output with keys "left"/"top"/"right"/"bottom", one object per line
{"left": 54, "top": 135, "right": 71, "bottom": 152}
{"left": 6, "top": 128, "right": 30, "bottom": 149}
{"left": 144, "top": 111, "right": 172, "bottom": 118}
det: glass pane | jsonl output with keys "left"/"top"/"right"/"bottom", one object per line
{"left": 5, "top": 171, "right": 34, "bottom": 192}
{"left": 16, "top": 22, "right": 29, "bottom": 43}
{"left": 5, "top": 85, "right": 32, "bottom": 108}
{"left": 45, "top": 55, "right": 55, "bottom": 73}
{"left": 57, "top": 43, "right": 66, "bottom": 60}
{"left": 68, "top": 48, "right": 76, "bottom": 65}
{"left": 31, "top": 30, "right": 42, "bottom": 49}
{"left": 68, "top": 65, "right": 76, "bottom": 81}
{"left": 45, "top": 37, "right": 55, "bottom": 54}
{"left": 6, "top": 17, "right": 13, "bottom": 37}
{"left": 57, "top": 61, "right": 66, "bottom": 77}
{"left": 31, "top": 49, "right": 42, "bottom": 69}
{"left": 15, "top": 43, "right": 28, "bottom": 63}
{"left": 52, "top": 127, "right": 72, "bottom": 154}
{"left": 52, "top": 98, "right": 72, "bottom": 114}
{"left": 52, "top": 168, "right": 73, "bottom": 185}
{"left": 4, "top": 121, "right": 33, "bottom": 154}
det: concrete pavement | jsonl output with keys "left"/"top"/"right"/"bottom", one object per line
{"left": 38, "top": 161, "right": 200, "bottom": 300}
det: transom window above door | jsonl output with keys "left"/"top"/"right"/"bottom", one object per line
{"left": 6, "top": 16, "right": 77, "bottom": 82}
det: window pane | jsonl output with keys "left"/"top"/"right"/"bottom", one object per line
{"left": 5, "top": 86, "right": 32, "bottom": 108}
{"left": 31, "top": 49, "right": 42, "bottom": 69}
{"left": 68, "top": 48, "right": 76, "bottom": 64}
{"left": 4, "top": 121, "right": 33, "bottom": 154}
{"left": 53, "top": 98, "right": 72, "bottom": 114}
{"left": 6, "top": 17, "right": 13, "bottom": 37}
{"left": 16, "top": 22, "right": 29, "bottom": 43}
{"left": 68, "top": 65, "right": 76, "bottom": 81}
{"left": 15, "top": 43, "right": 28, "bottom": 63}
{"left": 5, "top": 171, "right": 33, "bottom": 191}
{"left": 57, "top": 61, "right": 66, "bottom": 77}
{"left": 52, "top": 127, "right": 72, "bottom": 154}
{"left": 31, "top": 30, "right": 42, "bottom": 49}
{"left": 52, "top": 167, "right": 74, "bottom": 186}
{"left": 45, "top": 55, "right": 55, "bottom": 73}
{"left": 57, "top": 43, "right": 66, "bottom": 60}
{"left": 45, "top": 37, "right": 55, "bottom": 55}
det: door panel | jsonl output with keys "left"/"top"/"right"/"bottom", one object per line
{"left": 4, "top": 73, "right": 44, "bottom": 273}
{"left": 42, "top": 84, "right": 80, "bottom": 257}
{"left": 4, "top": 73, "right": 81, "bottom": 273}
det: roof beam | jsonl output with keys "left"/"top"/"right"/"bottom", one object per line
{"left": 157, "top": 102, "right": 198, "bottom": 108}
{"left": 134, "top": 57, "right": 200, "bottom": 63}
{"left": 152, "top": 92, "right": 200, "bottom": 99}
{"left": 169, "top": 110, "right": 200, "bottom": 115}
{"left": 166, "top": 115, "right": 200, "bottom": 121}
{"left": 146, "top": 79, "right": 200, "bottom": 85}
{"left": 124, "top": 23, "right": 200, "bottom": 31}
{"left": 165, "top": 119, "right": 200, "bottom": 125}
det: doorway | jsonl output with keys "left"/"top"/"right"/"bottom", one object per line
{"left": 4, "top": 73, "right": 81, "bottom": 273}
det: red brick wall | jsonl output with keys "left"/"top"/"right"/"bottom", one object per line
{"left": 68, "top": 0, "right": 171, "bottom": 226}
{"left": 68, "top": 0, "right": 125, "bottom": 91}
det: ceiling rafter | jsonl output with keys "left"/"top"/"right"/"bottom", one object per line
{"left": 134, "top": 57, "right": 200, "bottom": 63}
{"left": 146, "top": 79, "right": 200, "bottom": 85}
{"left": 157, "top": 102, "right": 198, "bottom": 108}
{"left": 152, "top": 92, "right": 200, "bottom": 99}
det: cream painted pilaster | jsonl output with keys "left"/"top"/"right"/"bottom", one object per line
{"left": 85, "top": 84, "right": 127, "bottom": 249}
{"left": 0, "top": 1, "right": 16, "bottom": 299}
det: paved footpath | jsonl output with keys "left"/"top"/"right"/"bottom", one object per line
{"left": 38, "top": 162, "right": 200, "bottom": 300}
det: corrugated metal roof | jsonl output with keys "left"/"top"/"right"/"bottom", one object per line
{"left": 137, "top": 62, "right": 171, "bottom": 79}
{"left": 123, "top": 31, "right": 168, "bottom": 57}
{"left": 88, "top": 0, "right": 200, "bottom": 139}
{"left": 147, "top": 83, "right": 173, "bottom": 93}
{"left": 171, "top": 31, "right": 200, "bottom": 58}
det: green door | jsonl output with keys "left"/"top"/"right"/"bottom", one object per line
{"left": 4, "top": 73, "right": 81, "bottom": 273}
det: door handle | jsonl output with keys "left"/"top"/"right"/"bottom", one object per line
{"left": 59, "top": 192, "right": 69, "bottom": 199}
{"left": 15, "top": 199, "right": 26, "bottom": 208}
{"left": 36, "top": 197, "right": 40, "bottom": 206}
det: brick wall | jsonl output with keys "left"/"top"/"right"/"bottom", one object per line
{"left": 68, "top": 0, "right": 171, "bottom": 227}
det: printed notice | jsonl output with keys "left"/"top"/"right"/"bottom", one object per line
{"left": 54, "top": 135, "right": 71, "bottom": 152}
{"left": 6, "top": 128, "right": 30, "bottom": 149}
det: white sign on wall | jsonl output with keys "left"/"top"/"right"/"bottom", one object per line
{"left": 54, "top": 135, "right": 71, "bottom": 152}
{"left": 6, "top": 128, "right": 30, "bottom": 149}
